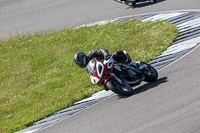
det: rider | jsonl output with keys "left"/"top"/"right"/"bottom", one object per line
{"left": 73, "top": 49, "right": 138, "bottom": 68}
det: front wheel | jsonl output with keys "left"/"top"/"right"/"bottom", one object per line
{"left": 105, "top": 79, "right": 133, "bottom": 96}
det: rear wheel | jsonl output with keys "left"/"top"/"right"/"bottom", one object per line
{"left": 143, "top": 63, "right": 158, "bottom": 82}
{"left": 105, "top": 79, "right": 133, "bottom": 96}
{"left": 132, "top": 2, "right": 136, "bottom": 7}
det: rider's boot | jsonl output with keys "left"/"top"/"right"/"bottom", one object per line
{"left": 125, "top": 55, "right": 139, "bottom": 68}
{"left": 123, "top": 50, "right": 143, "bottom": 69}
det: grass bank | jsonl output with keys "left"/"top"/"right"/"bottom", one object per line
{"left": 0, "top": 19, "right": 178, "bottom": 132}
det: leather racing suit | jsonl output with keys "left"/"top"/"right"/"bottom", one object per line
{"left": 87, "top": 49, "right": 133, "bottom": 64}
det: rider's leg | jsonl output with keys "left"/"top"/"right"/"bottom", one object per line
{"left": 122, "top": 50, "right": 139, "bottom": 67}
{"left": 112, "top": 50, "right": 140, "bottom": 68}
{"left": 112, "top": 50, "right": 127, "bottom": 62}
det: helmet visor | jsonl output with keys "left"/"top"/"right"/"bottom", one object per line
{"left": 77, "top": 53, "right": 87, "bottom": 68}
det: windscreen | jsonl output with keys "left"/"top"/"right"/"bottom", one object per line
{"left": 86, "top": 58, "right": 95, "bottom": 74}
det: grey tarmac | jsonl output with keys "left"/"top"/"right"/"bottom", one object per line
{"left": 1, "top": 0, "right": 200, "bottom": 40}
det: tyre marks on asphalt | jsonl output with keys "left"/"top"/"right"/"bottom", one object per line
{"left": 17, "top": 11, "right": 200, "bottom": 133}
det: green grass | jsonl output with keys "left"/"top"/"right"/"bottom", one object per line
{"left": 0, "top": 19, "right": 178, "bottom": 133}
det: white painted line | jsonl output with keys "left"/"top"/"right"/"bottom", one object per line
{"left": 76, "top": 18, "right": 119, "bottom": 28}
{"left": 22, "top": 129, "right": 40, "bottom": 133}
{"left": 75, "top": 90, "right": 113, "bottom": 104}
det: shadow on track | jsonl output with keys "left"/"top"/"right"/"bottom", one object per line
{"left": 133, "top": 76, "right": 168, "bottom": 94}
{"left": 118, "top": 76, "right": 168, "bottom": 98}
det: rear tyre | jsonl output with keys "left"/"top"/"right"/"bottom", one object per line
{"left": 132, "top": 2, "right": 136, "bottom": 7}
{"left": 143, "top": 64, "right": 158, "bottom": 82}
{"left": 105, "top": 79, "right": 133, "bottom": 96}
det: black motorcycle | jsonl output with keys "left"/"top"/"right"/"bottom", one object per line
{"left": 116, "top": 0, "right": 157, "bottom": 7}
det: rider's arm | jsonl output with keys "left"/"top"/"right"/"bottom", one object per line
{"left": 87, "top": 49, "right": 98, "bottom": 60}
{"left": 99, "top": 49, "right": 110, "bottom": 59}
{"left": 87, "top": 49, "right": 110, "bottom": 61}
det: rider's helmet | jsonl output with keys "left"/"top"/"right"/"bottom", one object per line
{"left": 74, "top": 52, "right": 88, "bottom": 68}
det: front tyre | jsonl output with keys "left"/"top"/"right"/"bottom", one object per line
{"left": 105, "top": 79, "right": 133, "bottom": 96}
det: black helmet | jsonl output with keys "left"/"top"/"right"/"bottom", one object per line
{"left": 74, "top": 52, "right": 88, "bottom": 68}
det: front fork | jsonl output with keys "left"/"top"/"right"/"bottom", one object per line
{"left": 104, "top": 73, "right": 123, "bottom": 85}
{"left": 103, "top": 73, "right": 123, "bottom": 91}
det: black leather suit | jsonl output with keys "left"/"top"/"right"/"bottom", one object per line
{"left": 87, "top": 49, "right": 130, "bottom": 63}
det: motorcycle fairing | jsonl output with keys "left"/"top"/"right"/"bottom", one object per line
{"left": 90, "top": 75, "right": 100, "bottom": 85}
{"left": 96, "top": 62, "right": 104, "bottom": 79}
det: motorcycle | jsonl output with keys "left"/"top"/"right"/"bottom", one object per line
{"left": 86, "top": 56, "right": 158, "bottom": 96}
{"left": 115, "top": 0, "right": 157, "bottom": 7}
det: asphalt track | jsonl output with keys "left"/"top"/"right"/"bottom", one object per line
{"left": 1, "top": 0, "right": 200, "bottom": 133}
{"left": 1, "top": 0, "right": 200, "bottom": 40}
